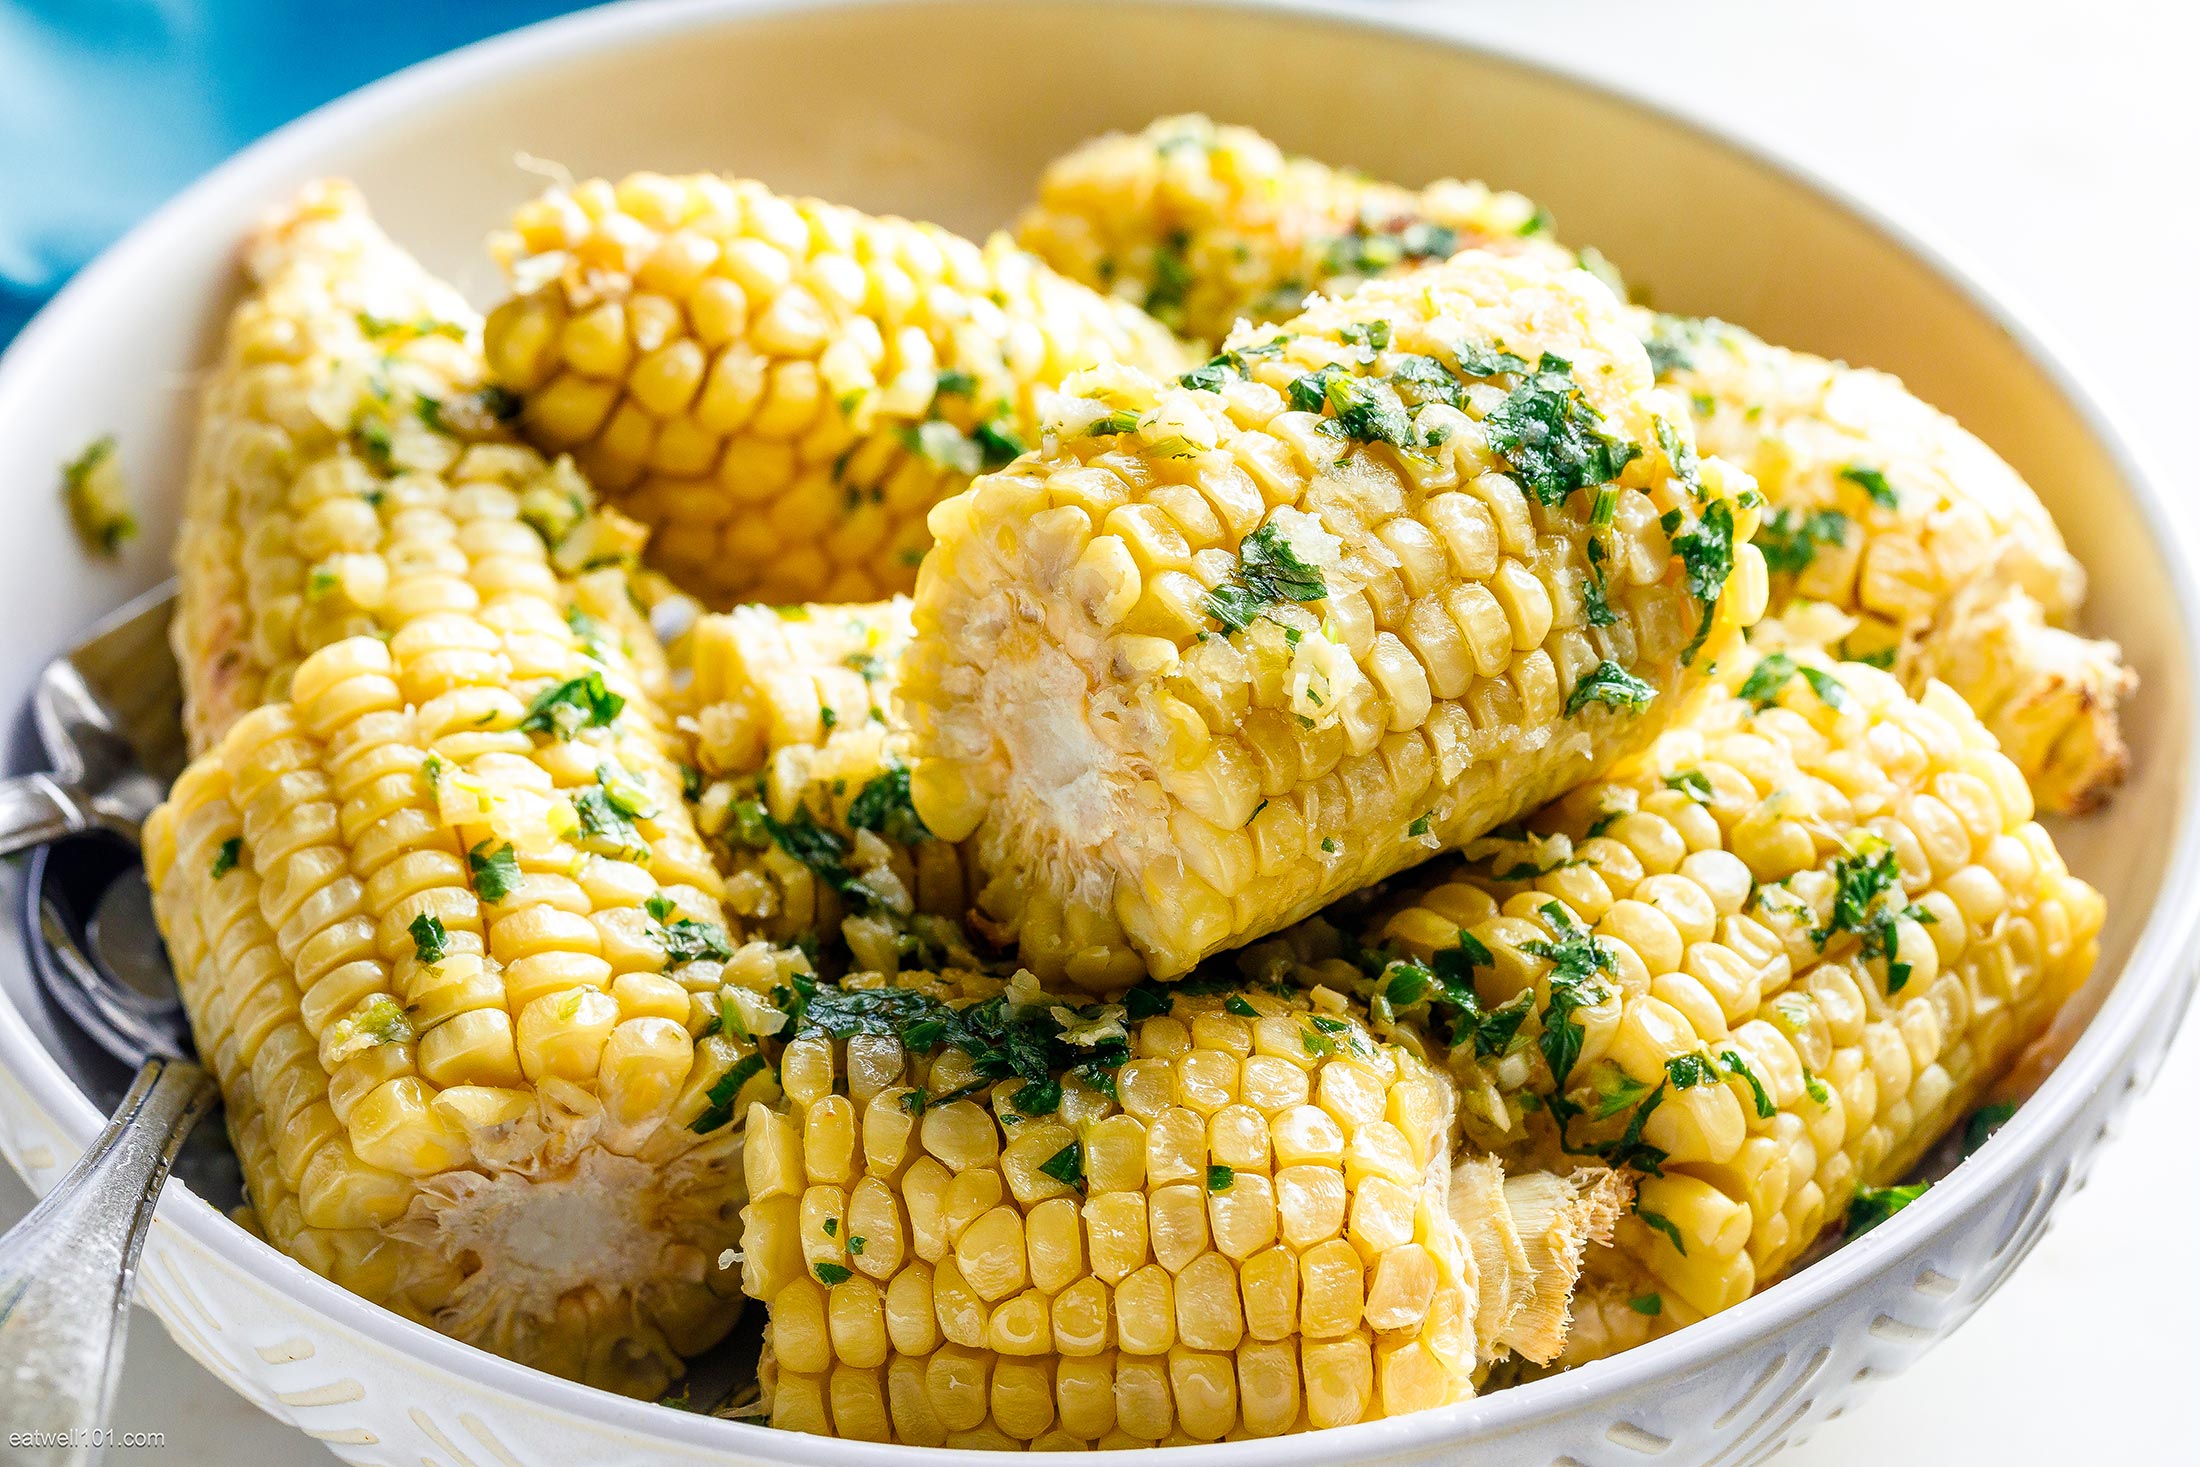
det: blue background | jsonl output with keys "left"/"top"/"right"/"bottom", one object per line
{"left": 0, "top": 1, "right": 595, "bottom": 346}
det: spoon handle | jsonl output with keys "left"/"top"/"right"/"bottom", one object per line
{"left": 0, "top": 1058, "right": 216, "bottom": 1461}
{"left": 0, "top": 773, "right": 92, "bottom": 858}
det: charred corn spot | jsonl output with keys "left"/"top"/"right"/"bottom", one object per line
{"left": 737, "top": 974, "right": 1629, "bottom": 1445}
{"left": 1371, "top": 638, "right": 2103, "bottom": 1324}
{"left": 903, "top": 251, "right": 1767, "bottom": 986}
{"left": 1016, "top": 114, "right": 1569, "bottom": 346}
{"left": 174, "top": 180, "right": 651, "bottom": 755}
{"left": 144, "top": 186, "right": 756, "bottom": 1399}
{"left": 485, "top": 173, "right": 1193, "bottom": 606}
{"left": 684, "top": 598, "right": 974, "bottom": 963}
{"left": 1643, "top": 311, "right": 2133, "bottom": 816}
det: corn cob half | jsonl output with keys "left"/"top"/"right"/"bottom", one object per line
{"left": 145, "top": 184, "right": 764, "bottom": 1397}
{"left": 1645, "top": 313, "right": 2134, "bottom": 814}
{"left": 735, "top": 969, "right": 1624, "bottom": 1446}
{"left": 1363, "top": 637, "right": 2103, "bottom": 1322}
{"left": 684, "top": 598, "right": 973, "bottom": 961}
{"left": 902, "top": 250, "right": 1767, "bottom": 987}
{"left": 1021, "top": 121, "right": 2134, "bottom": 817}
{"left": 1016, "top": 114, "right": 1569, "bottom": 345}
{"left": 483, "top": 174, "right": 1194, "bottom": 606}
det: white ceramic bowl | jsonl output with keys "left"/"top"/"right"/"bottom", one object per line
{"left": 0, "top": 2, "right": 2193, "bottom": 1463}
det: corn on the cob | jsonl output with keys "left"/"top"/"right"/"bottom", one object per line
{"left": 1363, "top": 638, "right": 2103, "bottom": 1320}
{"left": 1016, "top": 115, "right": 1569, "bottom": 346}
{"left": 734, "top": 969, "right": 1623, "bottom": 1445}
{"left": 901, "top": 249, "right": 1767, "bottom": 988}
{"left": 1022, "top": 121, "right": 2134, "bottom": 818}
{"left": 143, "top": 183, "right": 764, "bottom": 1397}
{"left": 173, "top": 181, "right": 649, "bottom": 754}
{"left": 483, "top": 174, "right": 1194, "bottom": 606}
{"left": 684, "top": 599, "right": 973, "bottom": 957}
{"left": 1646, "top": 312, "right": 2134, "bottom": 814}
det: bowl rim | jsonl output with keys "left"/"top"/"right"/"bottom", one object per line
{"left": 1, "top": 0, "right": 2195, "bottom": 1459}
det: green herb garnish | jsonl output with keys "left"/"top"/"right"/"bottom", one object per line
{"left": 1565, "top": 660, "right": 1657, "bottom": 716}
{"left": 1202, "top": 520, "right": 1328, "bottom": 632}
{"left": 468, "top": 842, "right": 522, "bottom": 901}
{"left": 517, "top": 671, "right": 625, "bottom": 738}
{"left": 1846, "top": 1182, "right": 1928, "bottom": 1237}
{"left": 408, "top": 912, "right": 449, "bottom": 965}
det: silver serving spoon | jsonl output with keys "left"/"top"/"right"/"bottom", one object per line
{"left": 0, "top": 584, "right": 216, "bottom": 1461}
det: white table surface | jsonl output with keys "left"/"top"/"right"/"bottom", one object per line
{"left": 4, "top": 0, "right": 2193, "bottom": 1460}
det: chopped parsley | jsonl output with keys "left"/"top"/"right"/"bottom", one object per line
{"left": 1407, "top": 813, "right": 1433, "bottom": 838}
{"left": 408, "top": 912, "right": 449, "bottom": 965}
{"left": 517, "top": 671, "right": 625, "bottom": 739}
{"left": 788, "top": 978, "right": 1132, "bottom": 1116}
{"left": 468, "top": 842, "right": 522, "bottom": 901}
{"left": 846, "top": 765, "right": 931, "bottom": 845}
{"left": 1143, "top": 230, "right": 1195, "bottom": 326}
{"left": 1637, "top": 1208, "right": 1687, "bottom": 1256}
{"left": 1754, "top": 506, "right": 1850, "bottom": 576}
{"left": 356, "top": 312, "right": 464, "bottom": 342}
{"left": 1388, "top": 354, "right": 1463, "bottom": 409}
{"left": 822, "top": 1217, "right": 838, "bottom": 1237}
{"left": 691, "top": 1053, "right": 770, "bottom": 1134}
{"left": 1591, "top": 1069, "right": 1656, "bottom": 1120}
{"left": 210, "top": 837, "right": 242, "bottom": 881}
{"left": 1225, "top": 996, "right": 1260, "bottom": 1018}
{"left": 1484, "top": 355, "right": 1643, "bottom": 507}
{"left": 1739, "top": 652, "right": 1852, "bottom": 715}
{"left": 1654, "top": 417, "right": 1701, "bottom": 493}
{"left": 1817, "top": 836, "right": 1929, "bottom": 994}
{"left": 1803, "top": 1067, "right": 1832, "bottom": 1106}
{"left": 646, "top": 895, "right": 736, "bottom": 967}
{"left": 1565, "top": 660, "right": 1656, "bottom": 717}
{"left": 1338, "top": 320, "right": 1391, "bottom": 352}
{"left": 1641, "top": 315, "right": 1705, "bottom": 377}
{"left": 1202, "top": 520, "right": 1328, "bottom": 632}
{"left": 352, "top": 416, "right": 395, "bottom": 473}
{"left": 813, "top": 1262, "right": 853, "bottom": 1286}
{"left": 761, "top": 808, "right": 867, "bottom": 904}
{"left": 572, "top": 784, "right": 649, "bottom": 862}
{"left": 1839, "top": 463, "right": 1900, "bottom": 510}
{"left": 61, "top": 434, "right": 137, "bottom": 555}
{"left": 1207, "top": 1164, "right": 1235, "bottom": 1193}
{"left": 1627, "top": 1293, "right": 1664, "bottom": 1316}
{"left": 1667, "top": 500, "right": 1734, "bottom": 665}
{"left": 1039, "top": 1141, "right": 1085, "bottom": 1189}
{"left": 1665, "top": 1054, "right": 1715, "bottom": 1089}
{"left": 1589, "top": 1079, "right": 1669, "bottom": 1174}
{"left": 1486, "top": 848, "right": 1590, "bottom": 882}
{"left": 1720, "top": 1050, "right": 1776, "bottom": 1120}
{"left": 972, "top": 417, "right": 1020, "bottom": 464}
{"left": 1846, "top": 1182, "right": 1927, "bottom": 1237}
{"left": 1454, "top": 342, "right": 1533, "bottom": 379}
{"left": 1179, "top": 359, "right": 1237, "bottom": 393}
{"left": 1523, "top": 903, "right": 1613, "bottom": 1102}
{"left": 1320, "top": 218, "right": 1460, "bottom": 278}
{"left": 1381, "top": 930, "right": 1526, "bottom": 1059}
{"left": 848, "top": 1235, "right": 866, "bottom": 1255}
{"left": 1964, "top": 1101, "right": 2017, "bottom": 1155}
{"left": 1083, "top": 408, "right": 1143, "bottom": 437}
{"left": 1665, "top": 769, "right": 1715, "bottom": 804}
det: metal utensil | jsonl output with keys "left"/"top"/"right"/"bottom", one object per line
{"left": 0, "top": 584, "right": 216, "bottom": 1462}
